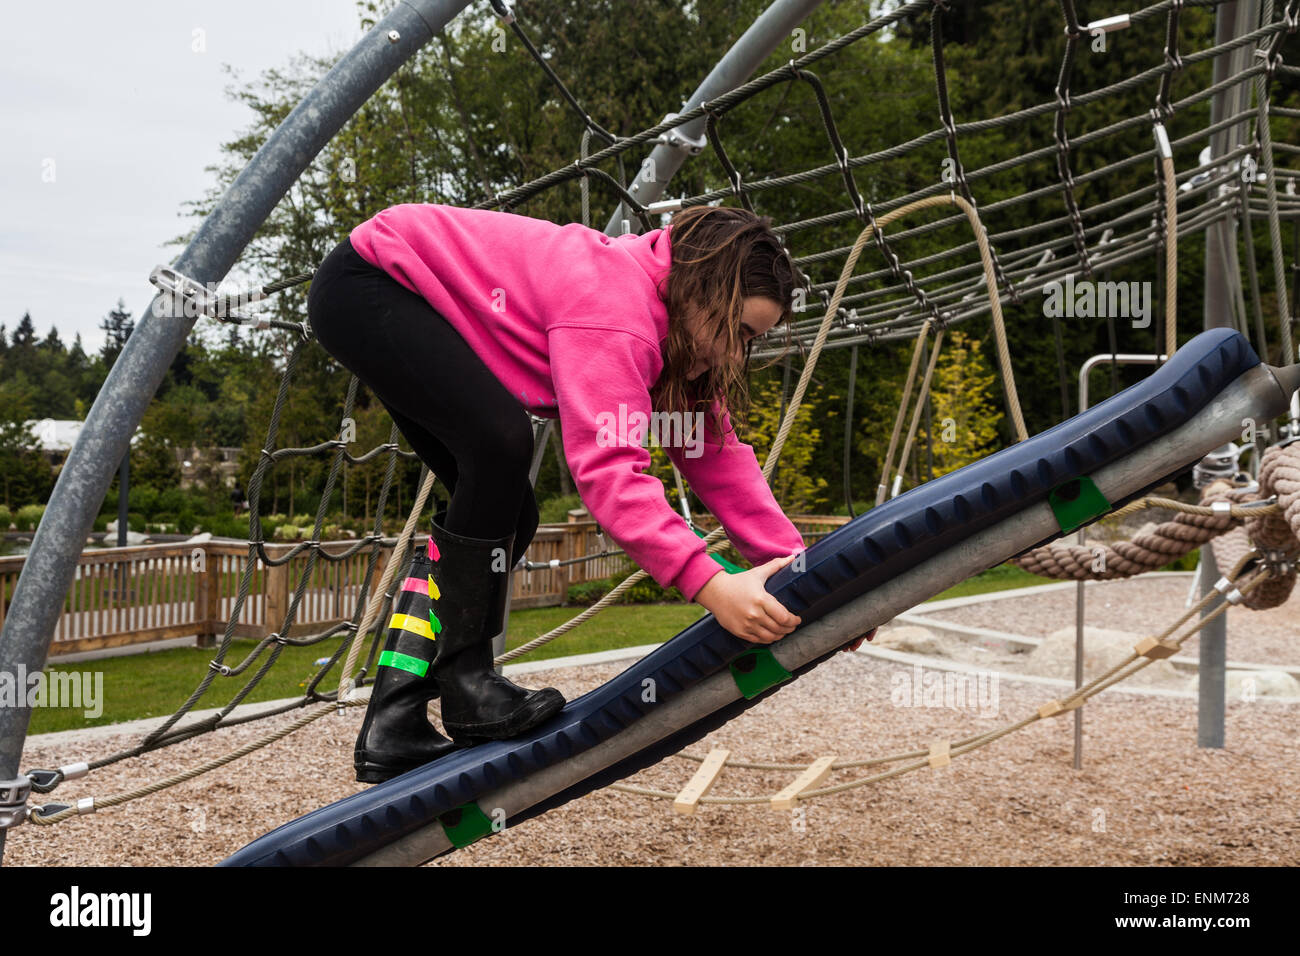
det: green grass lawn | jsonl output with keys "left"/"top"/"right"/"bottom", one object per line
{"left": 25, "top": 563, "right": 1056, "bottom": 735}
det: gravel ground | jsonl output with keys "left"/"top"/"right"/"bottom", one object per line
{"left": 9, "top": 581, "right": 1297, "bottom": 867}
{"left": 923, "top": 576, "right": 1300, "bottom": 668}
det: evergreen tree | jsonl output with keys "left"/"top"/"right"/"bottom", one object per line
{"left": 100, "top": 299, "right": 134, "bottom": 367}
{"left": 12, "top": 313, "right": 36, "bottom": 349}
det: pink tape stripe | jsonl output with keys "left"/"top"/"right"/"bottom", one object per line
{"left": 401, "top": 575, "right": 429, "bottom": 596}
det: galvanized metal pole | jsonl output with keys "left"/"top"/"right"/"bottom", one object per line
{"left": 604, "top": 0, "right": 826, "bottom": 234}
{"left": 0, "top": 0, "right": 474, "bottom": 862}
{"left": 1197, "top": 0, "right": 1260, "bottom": 750}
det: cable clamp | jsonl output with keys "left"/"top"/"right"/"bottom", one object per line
{"left": 0, "top": 776, "right": 32, "bottom": 830}
{"left": 149, "top": 265, "right": 273, "bottom": 328}
{"left": 488, "top": 0, "right": 515, "bottom": 25}
{"left": 1211, "top": 500, "right": 1233, "bottom": 515}
{"left": 657, "top": 112, "right": 707, "bottom": 155}
{"left": 209, "top": 660, "right": 233, "bottom": 676}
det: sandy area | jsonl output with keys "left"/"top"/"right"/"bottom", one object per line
{"left": 8, "top": 577, "right": 1297, "bottom": 866}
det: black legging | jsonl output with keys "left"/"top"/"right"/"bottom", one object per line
{"left": 307, "top": 236, "right": 539, "bottom": 566}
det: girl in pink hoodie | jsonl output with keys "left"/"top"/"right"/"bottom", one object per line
{"left": 309, "top": 203, "right": 861, "bottom": 783}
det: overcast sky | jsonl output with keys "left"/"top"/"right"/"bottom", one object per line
{"left": 0, "top": 0, "right": 371, "bottom": 356}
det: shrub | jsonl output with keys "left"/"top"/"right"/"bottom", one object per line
{"left": 15, "top": 504, "right": 45, "bottom": 531}
{"left": 157, "top": 487, "right": 186, "bottom": 514}
{"left": 0, "top": 505, "right": 9, "bottom": 528}
{"left": 537, "top": 494, "right": 585, "bottom": 524}
{"left": 128, "top": 512, "right": 146, "bottom": 533}
{"left": 272, "top": 524, "right": 301, "bottom": 541}
{"left": 565, "top": 569, "right": 685, "bottom": 605}
{"left": 291, "top": 513, "right": 314, "bottom": 529}
{"left": 128, "top": 485, "right": 160, "bottom": 517}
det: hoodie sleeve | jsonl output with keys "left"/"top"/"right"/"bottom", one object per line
{"left": 547, "top": 324, "right": 725, "bottom": 603}
{"left": 662, "top": 398, "right": 807, "bottom": 568}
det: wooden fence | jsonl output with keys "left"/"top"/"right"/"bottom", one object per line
{"left": 0, "top": 516, "right": 849, "bottom": 657}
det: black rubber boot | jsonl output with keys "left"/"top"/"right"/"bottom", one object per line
{"left": 428, "top": 508, "right": 566, "bottom": 747}
{"left": 353, "top": 542, "right": 459, "bottom": 783}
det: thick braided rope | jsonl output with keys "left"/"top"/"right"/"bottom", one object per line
{"left": 1013, "top": 443, "right": 1300, "bottom": 582}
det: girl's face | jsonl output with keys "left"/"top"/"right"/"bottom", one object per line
{"left": 685, "top": 296, "right": 784, "bottom": 381}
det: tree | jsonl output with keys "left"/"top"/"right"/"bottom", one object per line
{"left": 733, "top": 376, "right": 829, "bottom": 514}
{"left": 100, "top": 299, "right": 134, "bottom": 367}
{"left": 919, "top": 331, "right": 1004, "bottom": 478}
{"left": 11, "top": 313, "right": 36, "bottom": 350}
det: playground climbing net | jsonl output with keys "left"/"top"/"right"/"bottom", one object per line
{"left": 18, "top": 0, "right": 1300, "bottom": 826}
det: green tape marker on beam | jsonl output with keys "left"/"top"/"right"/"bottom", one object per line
{"left": 1048, "top": 476, "right": 1111, "bottom": 533}
{"left": 729, "top": 647, "right": 793, "bottom": 699}
{"left": 377, "top": 650, "right": 429, "bottom": 677}
{"left": 691, "top": 525, "right": 744, "bottom": 574}
{"left": 439, "top": 802, "right": 496, "bottom": 848}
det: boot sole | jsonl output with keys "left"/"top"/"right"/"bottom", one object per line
{"left": 354, "top": 748, "right": 459, "bottom": 784}
{"left": 443, "top": 690, "right": 565, "bottom": 748}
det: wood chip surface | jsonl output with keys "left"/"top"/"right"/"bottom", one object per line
{"left": 8, "top": 576, "right": 1297, "bottom": 866}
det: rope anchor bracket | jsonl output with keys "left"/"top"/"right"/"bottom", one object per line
{"left": 0, "top": 776, "right": 32, "bottom": 829}
{"left": 656, "top": 112, "right": 707, "bottom": 155}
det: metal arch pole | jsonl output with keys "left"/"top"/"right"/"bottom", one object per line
{"left": 0, "top": 0, "right": 475, "bottom": 861}
{"left": 603, "top": 0, "right": 826, "bottom": 236}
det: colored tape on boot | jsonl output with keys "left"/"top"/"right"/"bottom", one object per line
{"left": 389, "top": 612, "right": 435, "bottom": 641}
{"left": 401, "top": 575, "right": 429, "bottom": 595}
{"left": 438, "top": 802, "right": 495, "bottom": 848}
{"left": 729, "top": 647, "right": 793, "bottom": 699}
{"left": 1048, "top": 476, "right": 1110, "bottom": 533}
{"left": 377, "top": 650, "right": 429, "bottom": 677}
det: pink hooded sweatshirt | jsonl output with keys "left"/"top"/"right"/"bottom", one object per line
{"left": 348, "top": 203, "right": 805, "bottom": 602}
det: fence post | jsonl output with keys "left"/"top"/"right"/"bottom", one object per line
{"left": 195, "top": 544, "right": 220, "bottom": 648}
{"left": 264, "top": 546, "right": 291, "bottom": 639}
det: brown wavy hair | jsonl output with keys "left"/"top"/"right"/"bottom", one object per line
{"left": 650, "top": 205, "right": 800, "bottom": 453}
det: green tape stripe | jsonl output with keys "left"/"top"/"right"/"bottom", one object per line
{"left": 729, "top": 647, "right": 793, "bottom": 699}
{"left": 439, "top": 802, "right": 495, "bottom": 848}
{"left": 1048, "top": 476, "right": 1111, "bottom": 534}
{"left": 378, "top": 650, "right": 429, "bottom": 677}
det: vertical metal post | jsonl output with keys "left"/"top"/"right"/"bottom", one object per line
{"left": 1197, "top": 545, "right": 1228, "bottom": 747}
{"left": 117, "top": 452, "right": 128, "bottom": 548}
{"left": 490, "top": 417, "right": 553, "bottom": 674}
{"left": 1194, "top": 0, "right": 1259, "bottom": 748}
{"left": 1075, "top": 353, "right": 1169, "bottom": 768}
